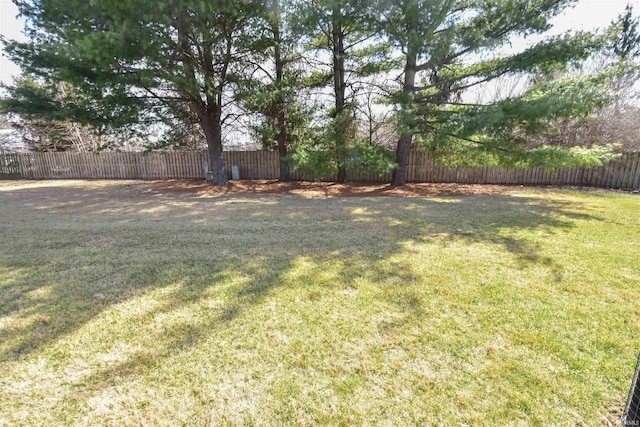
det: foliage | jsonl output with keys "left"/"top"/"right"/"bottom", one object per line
{"left": 288, "top": 122, "right": 339, "bottom": 179}
{"left": 1, "top": 75, "right": 129, "bottom": 151}
{"left": 292, "top": 0, "right": 388, "bottom": 182}
{"left": 289, "top": 147, "right": 338, "bottom": 180}
{"left": 290, "top": 103, "right": 396, "bottom": 179}
{"left": 247, "top": 94, "right": 312, "bottom": 149}
{"left": 0, "top": 0, "right": 630, "bottom": 184}
{"left": 2, "top": 0, "right": 268, "bottom": 184}
{"left": 607, "top": 3, "right": 640, "bottom": 62}
{"left": 379, "top": 0, "right": 613, "bottom": 184}
{"left": 440, "top": 74, "right": 612, "bottom": 144}
{"left": 290, "top": 136, "right": 396, "bottom": 180}
{"left": 605, "top": 4, "right": 640, "bottom": 106}
{"left": 499, "top": 5, "right": 640, "bottom": 153}
{"left": 345, "top": 140, "right": 396, "bottom": 174}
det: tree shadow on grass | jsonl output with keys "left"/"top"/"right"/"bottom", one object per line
{"left": 0, "top": 185, "right": 596, "bottom": 359}
{"left": 0, "top": 182, "right": 608, "bottom": 422}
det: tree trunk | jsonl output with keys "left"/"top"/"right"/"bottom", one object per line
{"left": 391, "top": 45, "right": 417, "bottom": 187}
{"left": 332, "top": 6, "right": 348, "bottom": 183}
{"left": 201, "top": 106, "right": 228, "bottom": 186}
{"left": 392, "top": 134, "right": 413, "bottom": 186}
{"left": 277, "top": 113, "right": 289, "bottom": 182}
{"left": 274, "top": 21, "right": 290, "bottom": 183}
{"left": 278, "top": 150, "right": 290, "bottom": 182}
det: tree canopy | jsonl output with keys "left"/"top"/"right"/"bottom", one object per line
{"left": 3, "top": 0, "right": 267, "bottom": 185}
{"left": 1, "top": 0, "right": 628, "bottom": 185}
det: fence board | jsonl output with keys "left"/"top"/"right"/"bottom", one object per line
{"left": 631, "top": 153, "right": 640, "bottom": 190}
{"left": 614, "top": 155, "right": 624, "bottom": 188}
{"left": 622, "top": 154, "right": 632, "bottom": 188}
{"left": 622, "top": 153, "right": 634, "bottom": 188}
{"left": 624, "top": 152, "right": 639, "bottom": 189}
{"left": 620, "top": 156, "right": 634, "bottom": 188}
{"left": 607, "top": 160, "right": 616, "bottom": 187}
{"left": 614, "top": 155, "right": 625, "bottom": 188}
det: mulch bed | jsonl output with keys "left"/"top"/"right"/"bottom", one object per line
{"left": 148, "top": 179, "right": 516, "bottom": 198}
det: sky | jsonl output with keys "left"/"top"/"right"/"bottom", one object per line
{"left": 0, "top": 0, "right": 637, "bottom": 87}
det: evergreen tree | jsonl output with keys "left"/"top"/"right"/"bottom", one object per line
{"left": 236, "top": 0, "right": 305, "bottom": 182}
{"left": 380, "top": 0, "right": 611, "bottom": 185}
{"left": 607, "top": 3, "right": 640, "bottom": 110}
{"left": 2, "top": 0, "right": 265, "bottom": 185}
{"left": 293, "top": 0, "right": 384, "bottom": 182}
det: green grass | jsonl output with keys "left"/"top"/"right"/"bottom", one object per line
{"left": 1, "top": 180, "right": 639, "bottom": 426}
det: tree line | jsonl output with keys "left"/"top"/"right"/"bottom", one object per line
{"left": 2, "top": 0, "right": 639, "bottom": 186}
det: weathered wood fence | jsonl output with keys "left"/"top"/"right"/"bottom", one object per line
{"left": 1, "top": 150, "right": 640, "bottom": 189}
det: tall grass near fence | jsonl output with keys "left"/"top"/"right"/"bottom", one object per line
{"left": 1, "top": 150, "right": 640, "bottom": 189}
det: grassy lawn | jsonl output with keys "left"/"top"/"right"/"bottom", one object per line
{"left": 1, "top": 180, "right": 639, "bottom": 426}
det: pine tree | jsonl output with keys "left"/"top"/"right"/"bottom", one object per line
{"left": 2, "top": 0, "right": 265, "bottom": 185}
{"left": 380, "top": 0, "right": 609, "bottom": 185}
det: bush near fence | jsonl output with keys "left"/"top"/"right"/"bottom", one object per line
{"left": 1, "top": 150, "right": 640, "bottom": 189}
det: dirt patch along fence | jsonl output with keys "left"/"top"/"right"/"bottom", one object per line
{"left": 1, "top": 150, "right": 639, "bottom": 189}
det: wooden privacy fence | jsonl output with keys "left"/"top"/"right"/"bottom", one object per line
{"left": 1, "top": 150, "right": 640, "bottom": 189}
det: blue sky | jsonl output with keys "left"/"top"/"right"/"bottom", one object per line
{"left": 0, "top": 0, "right": 636, "bottom": 86}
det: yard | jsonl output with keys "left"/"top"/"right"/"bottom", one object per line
{"left": 1, "top": 180, "right": 639, "bottom": 425}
